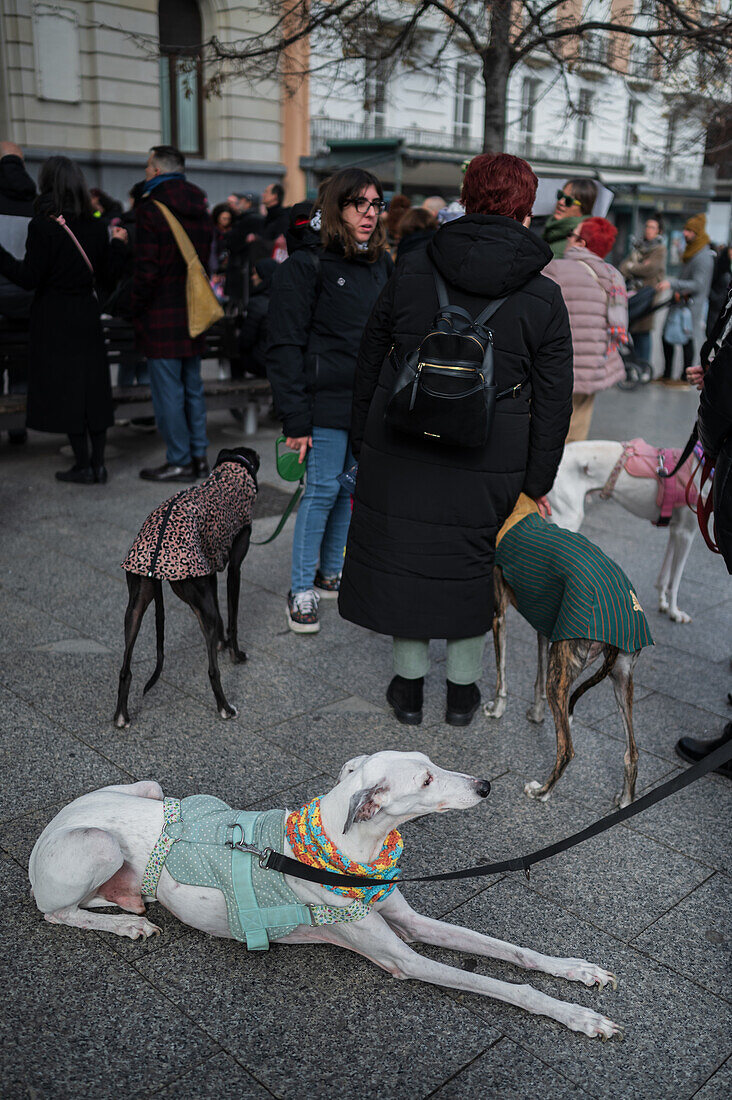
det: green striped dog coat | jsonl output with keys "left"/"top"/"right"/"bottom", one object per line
{"left": 495, "top": 513, "right": 653, "bottom": 651}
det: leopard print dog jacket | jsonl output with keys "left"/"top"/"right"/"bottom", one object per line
{"left": 122, "top": 462, "right": 257, "bottom": 580}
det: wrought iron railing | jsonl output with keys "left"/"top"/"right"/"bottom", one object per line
{"left": 310, "top": 116, "right": 648, "bottom": 171}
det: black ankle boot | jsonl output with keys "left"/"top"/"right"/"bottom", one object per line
{"left": 55, "top": 465, "right": 94, "bottom": 484}
{"left": 676, "top": 722, "right": 732, "bottom": 777}
{"left": 446, "top": 681, "right": 481, "bottom": 727}
{"left": 387, "top": 675, "right": 423, "bottom": 725}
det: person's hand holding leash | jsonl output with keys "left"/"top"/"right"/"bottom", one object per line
{"left": 286, "top": 436, "right": 312, "bottom": 464}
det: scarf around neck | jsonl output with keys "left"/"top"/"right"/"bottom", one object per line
{"left": 285, "top": 796, "right": 403, "bottom": 904}
{"left": 682, "top": 232, "right": 711, "bottom": 264}
{"left": 543, "top": 214, "right": 582, "bottom": 258}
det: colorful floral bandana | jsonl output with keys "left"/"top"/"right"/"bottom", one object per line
{"left": 285, "top": 797, "right": 403, "bottom": 904}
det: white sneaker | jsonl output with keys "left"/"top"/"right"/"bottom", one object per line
{"left": 286, "top": 589, "right": 320, "bottom": 633}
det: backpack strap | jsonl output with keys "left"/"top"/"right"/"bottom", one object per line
{"left": 473, "top": 296, "right": 509, "bottom": 330}
{"left": 431, "top": 263, "right": 509, "bottom": 330}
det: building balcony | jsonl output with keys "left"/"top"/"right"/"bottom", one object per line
{"left": 310, "top": 116, "right": 645, "bottom": 173}
{"left": 574, "top": 33, "right": 613, "bottom": 79}
{"left": 626, "top": 50, "right": 657, "bottom": 89}
{"left": 643, "top": 157, "right": 715, "bottom": 189}
{"left": 310, "top": 116, "right": 477, "bottom": 154}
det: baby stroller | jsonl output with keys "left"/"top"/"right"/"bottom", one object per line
{"left": 617, "top": 286, "right": 672, "bottom": 391}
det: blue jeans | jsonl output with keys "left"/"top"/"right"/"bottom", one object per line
{"left": 118, "top": 353, "right": 150, "bottom": 388}
{"left": 147, "top": 356, "right": 208, "bottom": 466}
{"left": 291, "top": 427, "right": 354, "bottom": 593}
{"left": 631, "top": 331, "right": 652, "bottom": 364}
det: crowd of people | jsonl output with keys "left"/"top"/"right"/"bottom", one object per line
{"left": 0, "top": 142, "right": 729, "bottom": 745}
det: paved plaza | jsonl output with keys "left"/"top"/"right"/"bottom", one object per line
{"left": 1, "top": 377, "right": 730, "bottom": 1099}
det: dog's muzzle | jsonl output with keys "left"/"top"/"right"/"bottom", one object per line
{"left": 474, "top": 779, "right": 491, "bottom": 798}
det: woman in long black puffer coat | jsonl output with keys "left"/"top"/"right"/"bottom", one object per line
{"left": 338, "top": 154, "right": 574, "bottom": 726}
{"left": 0, "top": 156, "right": 126, "bottom": 483}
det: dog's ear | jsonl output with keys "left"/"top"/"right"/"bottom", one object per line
{"left": 343, "top": 782, "right": 389, "bottom": 833}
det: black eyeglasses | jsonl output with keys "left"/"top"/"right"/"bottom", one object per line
{"left": 556, "top": 189, "right": 581, "bottom": 208}
{"left": 345, "top": 197, "right": 387, "bottom": 215}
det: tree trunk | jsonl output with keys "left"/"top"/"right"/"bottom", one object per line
{"left": 481, "top": 0, "right": 514, "bottom": 152}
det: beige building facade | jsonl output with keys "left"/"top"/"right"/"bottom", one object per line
{"left": 0, "top": 0, "right": 306, "bottom": 205}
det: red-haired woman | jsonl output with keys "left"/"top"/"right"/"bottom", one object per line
{"left": 339, "top": 153, "right": 573, "bottom": 727}
{"left": 544, "top": 215, "right": 628, "bottom": 442}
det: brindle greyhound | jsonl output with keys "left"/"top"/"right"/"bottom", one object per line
{"left": 113, "top": 446, "right": 259, "bottom": 727}
{"left": 487, "top": 567, "right": 642, "bottom": 807}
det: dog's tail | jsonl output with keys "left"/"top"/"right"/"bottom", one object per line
{"left": 143, "top": 580, "right": 165, "bottom": 695}
{"left": 568, "top": 647, "right": 619, "bottom": 716}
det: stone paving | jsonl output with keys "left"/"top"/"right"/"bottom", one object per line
{"left": 1, "top": 377, "right": 730, "bottom": 1099}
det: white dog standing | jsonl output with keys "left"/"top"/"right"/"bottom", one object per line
{"left": 29, "top": 751, "right": 622, "bottom": 1038}
{"left": 548, "top": 440, "right": 698, "bottom": 623}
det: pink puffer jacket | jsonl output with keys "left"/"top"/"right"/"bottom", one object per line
{"left": 544, "top": 247, "right": 629, "bottom": 395}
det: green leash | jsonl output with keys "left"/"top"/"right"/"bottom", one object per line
{"left": 252, "top": 436, "right": 306, "bottom": 546}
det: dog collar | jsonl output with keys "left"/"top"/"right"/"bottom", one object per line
{"left": 286, "top": 796, "right": 403, "bottom": 904}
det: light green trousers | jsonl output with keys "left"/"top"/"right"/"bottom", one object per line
{"left": 392, "top": 636, "right": 485, "bottom": 685}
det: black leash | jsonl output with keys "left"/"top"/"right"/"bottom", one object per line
{"left": 255, "top": 739, "right": 732, "bottom": 890}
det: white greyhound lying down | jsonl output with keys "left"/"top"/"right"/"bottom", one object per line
{"left": 547, "top": 440, "right": 698, "bottom": 623}
{"left": 29, "top": 752, "right": 622, "bottom": 1039}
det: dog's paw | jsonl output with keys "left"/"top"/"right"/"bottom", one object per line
{"left": 615, "top": 791, "right": 633, "bottom": 809}
{"left": 526, "top": 704, "right": 545, "bottom": 724}
{"left": 219, "top": 704, "right": 238, "bottom": 719}
{"left": 669, "top": 608, "right": 692, "bottom": 623}
{"left": 113, "top": 712, "right": 130, "bottom": 729}
{"left": 561, "top": 959, "right": 618, "bottom": 991}
{"left": 658, "top": 595, "right": 670, "bottom": 614}
{"left": 122, "top": 916, "right": 162, "bottom": 940}
{"left": 229, "top": 648, "right": 248, "bottom": 665}
{"left": 563, "top": 1004, "right": 624, "bottom": 1040}
{"left": 483, "top": 697, "right": 507, "bottom": 720}
{"left": 524, "top": 780, "right": 551, "bottom": 802}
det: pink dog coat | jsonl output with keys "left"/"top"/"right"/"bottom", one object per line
{"left": 601, "top": 438, "right": 698, "bottom": 527}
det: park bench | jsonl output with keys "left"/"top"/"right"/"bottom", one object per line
{"left": 0, "top": 315, "right": 271, "bottom": 435}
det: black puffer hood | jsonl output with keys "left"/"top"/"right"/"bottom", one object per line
{"left": 428, "top": 214, "right": 552, "bottom": 298}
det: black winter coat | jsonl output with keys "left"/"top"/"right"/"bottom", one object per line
{"left": 0, "top": 208, "right": 125, "bottom": 434}
{"left": 699, "top": 284, "right": 732, "bottom": 573}
{"left": 267, "top": 243, "right": 393, "bottom": 437}
{"left": 338, "top": 214, "right": 573, "bottom": 640}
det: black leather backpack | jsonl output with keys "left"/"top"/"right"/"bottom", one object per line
{"left": 384, "top": 264, "right": 521, "bottom": 447}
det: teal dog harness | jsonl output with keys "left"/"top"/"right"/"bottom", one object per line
{"left": 141, "top": 796, "right": 370, "bottom": 950}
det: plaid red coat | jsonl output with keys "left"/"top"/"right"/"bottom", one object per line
{"left": 132, "top": 177, "right": 213, "bottom": 359}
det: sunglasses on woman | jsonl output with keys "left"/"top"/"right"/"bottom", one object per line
{"left": 556, "top": 189, "right": 581, "bottom": 208}
{"left": 345, "top": 197, "right": 388, "bottom": 215}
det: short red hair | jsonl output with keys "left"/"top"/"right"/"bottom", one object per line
{"left": 579, "top": 217, "right": 617, "bottom": 259}
{"left": 461, "top": 153, "right": 538, "bottom": 221}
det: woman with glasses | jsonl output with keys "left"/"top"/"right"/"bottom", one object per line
{"left": 267, "top": 167, "right": 393, "bottom": 633}
{"left": 339, "top": 153, "right": 573, "bottom": 727}
{"left": 543, "top": 178, "right": 598, "bottom": 258}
